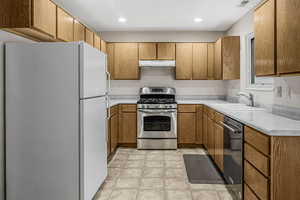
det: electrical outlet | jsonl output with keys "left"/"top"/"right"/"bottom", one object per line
{"left": 275, "top": 86, "right": 282, "bottom": 98}
{"left": 286, "top": 87, "right": 292, "bottom": 99}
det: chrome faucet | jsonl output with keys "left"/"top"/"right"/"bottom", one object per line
{"left": 238, "top": 92, "right": 254, "bottom": 107}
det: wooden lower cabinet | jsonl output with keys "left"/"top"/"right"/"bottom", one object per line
{"left": 178, "top": 112, "right": 196, "bottom": 144}
{"left": 214, "top": 122, "right": 224, "bottom": 172}
{"left": 244, "top": 126, "right": 300, "bottom": 200}
{"left": 118, "top": 104, "right": 137, "bottom": 145}
{"left": 178, "top": 105, "right": 203, "bottom": 146}
{"left": 203, "top": 113, "right": 208, "bottom": 149}
{"left": 108, "top": 105, "right": 119, "bottom": 157}
{"left": 207, "top": 117, "right": 215, "bottom": 158}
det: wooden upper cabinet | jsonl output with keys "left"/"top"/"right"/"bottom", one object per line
{"left": 1, "top": 0, "right": 57, "bottom": 41}
{"left": 73, "top": 20, "right": 85, "bottom": 41}
{"left": 32, "top": 0, "right": 56, "bottom": 38}
{"left": 192, "top": 43, "right": 208, "bottom": 80}
{"left": 176, "top": 43, "right": 193, "bottom": 80}
{"left": 114, "top": 43, "right": 139, "bottom": 80}
{"left": 214, "top": 39, "right": 222, "bottom": 80}
{"left": 214, "top": 37, "right": 240, "bottom": 80}
{"left": 57, "top": 7, "right": 74, "bottom": 42}
{"left": 277, "top": 0, "right": 300, "bottom": 75}
{"left": 255, "top": 0, "right": 276, "bottom": 76}
{"left": 93, "top": 34, "right": 101, "bottom": 51}
{"left": 222, "top": 36, "right": 240, "bottom": 80}
{"left": 207, "top": 43, "right": 215, "bottom": 80}
{"left": 85, "top": 28, "right": 94, "bottom": 46}
{"left": 107, "top": 43, "right": 114, "bottom": 79}
{"left": 139, "top": 43, "right": 157, "bottom": 60}
{"left": 157, "top": 43, "right": 176, "bottom": 60}
{"left": 101, "top": 40, "right": 107, "bottom": 53}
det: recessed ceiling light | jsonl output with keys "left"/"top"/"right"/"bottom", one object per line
{"left": 194, "top": 18, "right": 203, "bottom": 23}
{"left": 118, "top": 17, "right": 127, "bottom": 23}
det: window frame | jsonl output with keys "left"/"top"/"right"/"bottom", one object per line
{"left": 245, "top": 32, "right": 274, "bottom": 91}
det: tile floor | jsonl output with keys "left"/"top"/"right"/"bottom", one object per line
{"left": 94, "top": 148, "right": 239, "bottom": 200}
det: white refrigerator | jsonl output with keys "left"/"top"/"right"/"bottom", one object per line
{"left": 5, "top": 42, "right": 109, "bottom": 200}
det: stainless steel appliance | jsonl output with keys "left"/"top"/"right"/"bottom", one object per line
{"left": 222, "top": 116, "right": 243, "bottom": 199}
{"left": 137, "top": 87, "right": 177, "bottom": 149}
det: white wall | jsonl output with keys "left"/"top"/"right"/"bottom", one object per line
{"left": 100, "top": 31, "right": 224, "bottom": 42}
{"left": 0, "top": 30, "right": 34, "bottom": 200}
{"left": 111, "top": 68, "right": 226, "bottom": 96}
{"left": 225, "top": 10, "right": 300, "bottom": 109}
{"left": 101, "top": 31, "right": 227, "bottom": 97}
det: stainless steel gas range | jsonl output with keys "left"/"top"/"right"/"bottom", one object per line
{"left": 137, "top": 87, "right": 177, "bottom": 150}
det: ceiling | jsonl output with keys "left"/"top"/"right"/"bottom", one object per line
{"left": 53, "top": 0, "right": 262, "bottom": 32}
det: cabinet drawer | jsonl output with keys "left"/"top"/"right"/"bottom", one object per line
{"left": 121, "top": 104, "right": 137, "bottom": 112}
{"left": 110, "top": 105, "right": 118, "bottom": 116}
{"left": 244, "top": 183, "right": 260, "bottom": 200}
{"left": 244, "top": 161, "right": 269, "bottom": 200}
{"left": 244, "top": 143, "right": 269, "bottom": 177}
{"left": 245, "top": 126, "right": 270, "bottom": 155}
{"left": 214, "top": 112, "right": 224, "bottom": 124}
{"left": 178, "top": 105, "right": 196, "bottom": 113}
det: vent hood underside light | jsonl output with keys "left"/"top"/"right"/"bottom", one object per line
{"left": 139, "top": 60, "right": 176, "bottom": 68}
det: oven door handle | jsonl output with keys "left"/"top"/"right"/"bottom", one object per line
{"left": 219, "top": 121, "right": 241, "bottom": 134}
{"left": 139, "top": 110, "right": 177, "bottom": 114}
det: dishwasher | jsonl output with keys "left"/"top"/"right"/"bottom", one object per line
{"left": 222, "top": 116, "right": 243, "bottom": 199}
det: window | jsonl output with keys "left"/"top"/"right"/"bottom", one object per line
{"left": 245, "top": 32, "right": 273, "bottom": 90}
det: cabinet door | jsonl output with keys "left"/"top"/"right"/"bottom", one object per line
{"left": 222, "top": 37, "right": 240, "bottom": 80}
{"left": 139, "top": 43, "right": 157, "bottom": 60}
{"left": 207, "top": 117, "right": 215, "bottom": 158}
{"left": 85, "top": 28, "right": 94, "bottom": 46}
{"left": 255, "top": 0, "right": 276, "bottom": 76}
{"left": 196, "top": 105, "right": 203, "bottom": 144}
{"left": 277, "top": 0, "right": 300, "bottom": 74}
{"left": 214, "top": 39, "right": 222, "bottom": 80}
{"left": 207, "top": 43, "right": 215, "bottom": 80}
{"left": 110, "top": 114, "right": 118, "bottom": 153}
{"left": 101, "top": 40, "right": 107, "bottom": 53}
{"left": 119, "top": 112, "right": 137, "bottom": 144}
{"left": 157, "top": 43, "right": 175, "bottom": 60}
{"left": 107, "top": 43, "right": 114, "bottom": 79}
{"left": 215, "top": 123, "right": 224, "bottom": 172}
{"left": 178, "top": 112, "right": 196, "bottom": 144}
{"left": 203, "top": 114, "right": 208, "bottom": 149}
{"left": 73, "top": 20, "right": 85, "bottom": 41}
{"left": 57, "top": 7, "right": 74, "bottom": 42}
{"left": 94, "top": 34, "right": 101, "bottom": 51}
{"left": 193, "top": 43, "right": 208, "bottom": 80}
{"left": 114, "top": 43, "right": 139, "bottom": 80}
{"left": 176, "top": 43, "right": 193, "bottom": 80}
{"left": 32, "top": 0, "right": 56, "bottom": 38}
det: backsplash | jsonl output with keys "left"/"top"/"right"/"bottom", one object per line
{"left": 110, "top": 68, "right": 226, "bottom": 96}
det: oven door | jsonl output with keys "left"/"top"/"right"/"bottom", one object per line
{"left": 138, "top": 109, "right": 177, "bottom": 139}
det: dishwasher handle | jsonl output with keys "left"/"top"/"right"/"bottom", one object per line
{"left": 219, "top": 121, "right": 241, "bottom": 134}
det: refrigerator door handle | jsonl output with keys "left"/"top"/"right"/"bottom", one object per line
{"left": 106, "top": 96, "right": 111, "bottom": 120}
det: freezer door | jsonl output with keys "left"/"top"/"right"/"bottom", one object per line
{"left": 80, "top": 97, "right": 107, "bottom": 200}
{"left": 80, "top": 43, "right": 107, "bottom": 99}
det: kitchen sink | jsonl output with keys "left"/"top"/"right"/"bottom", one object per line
{"left": 212, "top": 104, "right": 266, "bottom": 111}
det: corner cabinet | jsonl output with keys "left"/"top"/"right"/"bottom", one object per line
{"left": 1, "top": 0, "right": 57, "bottom": 41}
{"left": 178, "top": 105, "right": 203, "bottom": 147}
{"left": 112, "top": 43, "right": 140, "bottom": 80}
{"left": 214, "top": 36, "right": 240, "bottom": 80}
{"left": 254, "top": 0, "right": 300, "bottom": 76}
{"left": 118, "top": 104, "right": 137, "bottom": 146}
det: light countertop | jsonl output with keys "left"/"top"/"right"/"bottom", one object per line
{"left": 108, "top": 98, "right": 300, "bottom": 136}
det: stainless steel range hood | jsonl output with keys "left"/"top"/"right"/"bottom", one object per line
{"left": 139, "top": 60, "right": 176, "bottom": 68}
